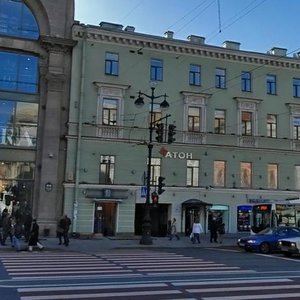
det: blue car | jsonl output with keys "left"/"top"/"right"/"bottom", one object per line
{"left": 237, "top": 227, "right": 300, "bottom": 254}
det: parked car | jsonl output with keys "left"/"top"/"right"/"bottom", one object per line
{"left": 237, "top": 226, "right": 300, "bottom": 254}
{"left": 278, "top": 236, "right": 300, "bottom": 257}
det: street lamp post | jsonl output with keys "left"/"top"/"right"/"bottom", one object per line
{"left": 135, "top": 86, "right": 169, "bottom": 245}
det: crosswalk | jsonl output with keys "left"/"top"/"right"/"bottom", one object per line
{"left": 0, "top": 251, "right": 300, "bottom": 299}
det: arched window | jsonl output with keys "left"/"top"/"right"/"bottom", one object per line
{"left": 0, "top": 0, "right": 39, "bottom": 40}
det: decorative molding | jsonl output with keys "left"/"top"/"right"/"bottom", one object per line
{"left": 73, "top": 25, "right": 300, "bottom": 70}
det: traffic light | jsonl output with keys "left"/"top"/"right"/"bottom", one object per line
{"left": 168, "top": 124, "right": 176, "bottom": 144}
{"left": 157, "top": 176, "right": 165, "bottom": 195}
{"left": 151, "top": 191, "right": 159, "bottom": 206}
{"left": 155, "top": 123, "right": 164, "bottom": 143}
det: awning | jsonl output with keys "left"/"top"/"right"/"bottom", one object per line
{"left": 182, "top": 199, "right": 212, "bottom": 208}
{"left": 209, "top": 205, "right": 228, "bottom": 211}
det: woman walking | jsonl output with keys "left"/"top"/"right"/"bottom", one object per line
{"left": 169, "top": 218, "right": 180, "bottom": 240}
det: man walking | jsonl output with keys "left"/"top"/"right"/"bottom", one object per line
{"left": 169, "top": 218, "right": 180, "bottom": 240}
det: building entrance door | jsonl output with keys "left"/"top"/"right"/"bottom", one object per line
{"left": 94, "top": 202, "right": 116, "bottom": 236}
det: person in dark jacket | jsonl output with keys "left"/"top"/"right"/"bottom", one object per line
{"left": 58, "top": 215, "right": 71, "bottom": 246}
{"left": 12, "top": 218, "right": 23, "bottom": 251}
{"left": 210, "top": 217, "right": 218, "bottom": 243}
{"left": 28, "top": 219, "right": 44, "bottom": 251}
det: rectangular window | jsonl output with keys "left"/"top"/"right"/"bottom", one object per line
{"left": 240, "top": 162, "right": 252, "bottom": 188}
{"left": 214, "top": 109, "right": 225, "bottom": 134}
{"left": 0, "top": 100, "right": 38, "bottom": 147}
{"left": 189, "top": 64, "right": 201, "bottom": 86}
{"left": 215, "top": 68, "right": 226, "bottom": 89}
{"left": 293, "top": 78, "right": 300, "bottom": 98}
{"left": 149, "top": 158, "right": 161, "bottom": 185}
{"left": 150, "top": 103, "right": 162, "bottom": 125}
{"left": 241, "top": 111, "right": 253, "bottom": 136}
{"left": 266, "top": 74, "right": 276, "bottom": 95}
{"left": 241, "top": 71, "right": 251, "bottom": 92}
{"left": 267, "top": 114, "right": 277, "bottom": 138}
{"left": 268, "top": 164, "right": 278, "bottom": 189}
{"left": 293, "top": 117, "right": 300, "bottom": 140}
{"left": 295, "top": 165, "right": 300, "bottom": 190}
{"left": 188, "top": 107, "right": 201, "bottom": 132}
{"left": 99, "top": 155, "right": 115, "bottom": 184}
{"left": 214, "top": 160, "right": 226, "bottom": 187}
{"left": 150, "top": 58, "right": 163, "bottom": 81}
{"left": 0, "top": 51, "right": 38, "bottom": 93}
{"left": 105, "top": 52, "right": 119, "bottom": 75}
{"left": 102, "top": 98, "right": 117, "bottom": 126}
{"left": 187, "top": 160, "right": 199, "bottom": 187}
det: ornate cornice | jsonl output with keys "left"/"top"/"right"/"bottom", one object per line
{"left": 73, "top": 25, "right": 300, "bottom": 70}
{"left": 40, "top": 35, "right": 77, "bottom": 53}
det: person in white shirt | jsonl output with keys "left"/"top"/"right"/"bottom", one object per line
{"left": 191, "top": 219, "right": 203, "bottom": 244}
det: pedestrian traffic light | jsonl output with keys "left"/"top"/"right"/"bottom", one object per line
{"left": 151, "top": 191, "right": 159, "bottom": 206}
{"left": 157, "top": 176, "right": 165, "bottom": 195}
{"left": 168, "top": 124, "right": 176, "bottom": 144}
{"left": 155, "top": 123, "right": 164, "bottom": 143}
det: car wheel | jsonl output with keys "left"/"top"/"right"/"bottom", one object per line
{"left": 283, "top": 252, "right": 292, "bottom": 257}
{"left": 259, "top": 242, "right": 271, "bottom": 254}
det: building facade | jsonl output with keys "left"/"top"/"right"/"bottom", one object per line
{"left": 65, "top": 21, "right": 300, "bottom": 236}
{"left": 0, "top": 0, "right": 75, "bottom": 235}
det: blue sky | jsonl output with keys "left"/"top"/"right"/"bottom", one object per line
{"left": 75, "top": 0, "right": 300, "bottom": 56}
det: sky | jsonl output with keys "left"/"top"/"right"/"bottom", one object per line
{"left": 74, "top": 0, "right": 300, "bottom": 57}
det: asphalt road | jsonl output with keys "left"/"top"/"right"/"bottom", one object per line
{"left": 1, "top": 244, "right": 300, "bottom": 300}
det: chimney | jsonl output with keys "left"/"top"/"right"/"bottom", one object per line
{"left": 124, "top": 26, "right": 135, "bottom": 32}
{"left": 187, "top": 35, "right": 205, "bottom": 45}
{"left": 99, "top": 21, "right": 123, "bottom": 30}
{"left": 164, "top": 31, "right": 174, "bottom": 39}
{"left": 269, "top": 47, "right": 287, "bottom": 56}
{"left": 222, "top": 41, "right": 240, "bottom": 50}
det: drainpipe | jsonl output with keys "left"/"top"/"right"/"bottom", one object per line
{"left": 73, "top": 31, "right": 86, "bottom": 233}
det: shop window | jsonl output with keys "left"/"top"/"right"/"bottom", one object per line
{"left": 0, "top": 100, "right": 38, "bottom": 147}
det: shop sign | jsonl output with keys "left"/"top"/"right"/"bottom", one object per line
{"left": 159, "top": 147, "right": 192, "bottom": 159}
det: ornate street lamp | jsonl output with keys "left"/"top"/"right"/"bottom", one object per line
{"left": 135, "top": 85, "right": 169, "bottom": 245}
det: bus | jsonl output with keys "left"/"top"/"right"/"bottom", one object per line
{"left": 251, "top": 199, "right": 300, "bottom": 234}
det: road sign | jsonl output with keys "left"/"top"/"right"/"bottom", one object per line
{"left": 141, "top": 186, "right": 147, "bottom": 198}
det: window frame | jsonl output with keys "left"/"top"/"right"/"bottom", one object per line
{"left": 241, "top": 111, "right": 253, "bottom": 136}
{"left": 241, "top": 71, "right": 252, "bottom": 92}
{"left": 189, "top": 64, "right": 201, "bottom": 86}
{"left": 215, "top": 68, "right": 226, "bottom": 89}
{"left": 186, "top": 159, "right": 199, "bottom": 187}
{"left": 213, "top": 160, "right": 226, "bottom": 187}
{"left": 214, "top": 109, "right": 226, "bottom": 134}
{"left": 293, "top": 78, "right": 300, "bottom": 98}
{"left": 267, "top": 163, "right": 278, "bottom": 189}
{"left": 150, "top": 58, "right": 163, "bottom": 81}
{"left": 105, "top": 52, "right": 119, "bottom": 76}
{"left": 267, "top": 114, "right": 277, "bottom": 138}
{"left": 266, "top": 74, "right": 277, "bottom": 95}
{"left": 240, "top": 162, "right": 252, "bottom": 188}
{"left": 99, "top": 155, "right": 115, "bottom": 184}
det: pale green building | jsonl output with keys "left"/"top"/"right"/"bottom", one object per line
{"left": 65, "top": 21, "right": 300, "bottom": 236}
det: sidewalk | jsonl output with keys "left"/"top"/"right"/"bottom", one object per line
{"left": 38, "top": 233, "right": 242, "bottom": 254}
{"left": 0, "top": 233, "right": 243, "bottom": 254}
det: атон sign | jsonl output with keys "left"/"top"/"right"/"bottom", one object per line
{"left": 159, "top": 147, "right": 192, "bottom": 159}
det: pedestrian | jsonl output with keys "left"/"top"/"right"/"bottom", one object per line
{"left": 56, "top": 217, "right": 64, "bottom": 245}
{"left": 28, "top": 219, "right": 44, "bottom": 251}
{"left": 11, "top": 218, "right": 23, "bottom": 251}
{"left": 210, "top": 216, "right": 218, "bottom": 243}
{"left": 191, "top": 218, "right": 203, "bottom": 244}
{"left": 58, "top": 215, "right": 71, "bottom": 246}
{"left": 169, "top": 217, "right": 180, "bottom": 240}
{"left": 1, "top": 209, "right": 12, "bottom": 246}
{"left": 166, "top": 219, "right": 172, "bottom": 237}
{"left": 218, "top": 222, "right": 225, "bottom": 244}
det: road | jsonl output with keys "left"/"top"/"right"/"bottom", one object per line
{"left": 0, "top": 246, "right": 300, "bottom": 299}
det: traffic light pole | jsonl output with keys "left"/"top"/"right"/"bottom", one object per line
{"left": 135, "top": 86, "right": 169, "bottom": 245}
